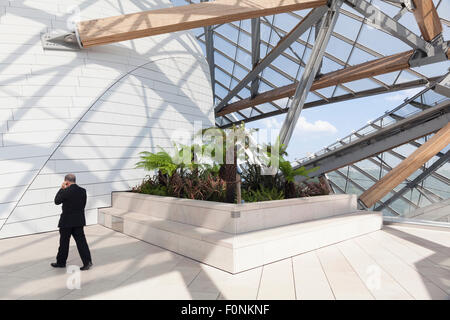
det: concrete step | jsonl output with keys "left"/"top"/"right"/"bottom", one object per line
{"left": 109, "top": 191, "right": 359, "bottom": 234}
{"left": 98, "top": 207, "right": 382, "bottom": 273}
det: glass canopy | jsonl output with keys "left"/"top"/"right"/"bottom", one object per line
{"left": 169, "top": 0, "right": 449, "bottom": 224}
{"left": 321, "top": 83, "right": 449, "bottom": 222}
{"left": 289, "top": 78, "right": 449, "bottom": 221}
{"left": 172, "top": 0, "right": 449, "bottom": 127}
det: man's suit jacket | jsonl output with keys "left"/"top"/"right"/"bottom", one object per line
{"left": 54, "top": 184, "right": 87, "bottom": 228}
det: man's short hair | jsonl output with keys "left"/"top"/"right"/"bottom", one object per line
{"left": 64, "top": 174, "right": 76, "bottom": 183}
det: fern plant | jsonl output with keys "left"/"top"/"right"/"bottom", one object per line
{"left": 136, "top": 149, "right": 178, "bottom": 177}
{"left": 278, "top": 161, "right": 318, "bottom": 183}
{"left": 242, "top": 186, "right": 285, "bottom": 202}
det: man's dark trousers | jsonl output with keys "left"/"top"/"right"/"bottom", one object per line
{"left": 54, "top": 184, "right": 92, "bottom": 266}
{"left": 56, "top": 227, "right": 91, "bottom": 266}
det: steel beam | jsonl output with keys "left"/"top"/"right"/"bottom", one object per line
{"left": 314, "top": 15, "right": 324, "bottom": 75}
{"left": 295, "top": 101, "right": 450, "bottom": 181}
{"left": 409, "top": 101, "right": 434, "bottom": 110}
{"left": 344, "top": 0, "right": 429, "bottom": 53}
{"left": 369, "top": 153, "right": 441, "bottom": 205}
{"left": 202, "top": 0, "right": 216, "bottom": 97}
{"left": 216, "top": 48, "right": 450, "bottom": 117}
{"left": 205, "top": 25, "right": 216, "bottom": 97}
{"left": 250, "top": 18, "right": 261, "bottom": 98}
{"left": 214, "top": 6, "right": 328, "bottom": 113}
{"left": 433, "top": 72, "right": 450, "bottom": 98}
{"left": 374, "top": 150, "right": 450, "bottom": 211}
{"left": 77, "top": 0, "right": 327, "bottom": 47}
{"left": 411, "top": 0, "right": 443, "bottom": 42}
{"left": 359, "top": 122, "right": 450, "bottom": 208}
{"left": 218, "top": 76, "right": 441, "bottom": 127}
{"left": 354, "top": 131, "right": 448, "bottom": 176}
{"left": 279, "top": 1, "right": 342, "bottom": 146}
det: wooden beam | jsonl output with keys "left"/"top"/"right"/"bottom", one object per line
{"left": 78, "top": 0, "right": 326, "bottom": 47}
{"left": 217, "top": 48, "right": 450, "bottom": 116}
{"left": 359, "top": 122, "right": 450, "bottom": 208}
{"left": 219, "top": 76, "right": 441, "bottom": 128}
{"left": 412, "top": 0, "right": 443, "bottom": 42}
{"left": 217, "top": 50, "right": 413, "bottom": 116}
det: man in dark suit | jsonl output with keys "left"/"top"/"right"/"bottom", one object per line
{"left": 51, "top": 174, "right": 93, "bottom": 271}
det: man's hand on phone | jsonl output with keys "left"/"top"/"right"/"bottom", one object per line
{"left": 61, "top": 181, "right": 69, "bottom": 189}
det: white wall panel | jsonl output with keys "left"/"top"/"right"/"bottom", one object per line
{"left": 0, "top": 144, "right": 56, "bottom": 161}
{"left": 0, "top": 0, "right": 214, "bottom": 239}
{"left": 3, "top": 130, "right": 69, "bottom": 146}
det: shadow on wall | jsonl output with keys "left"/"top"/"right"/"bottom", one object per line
{"left": 0, "top": 0, "right": 214, "bottom": 238}
{"left": 0, "top": 0, "right": 228, "bottom": 300}
{"left": 0, "top": 1, "right": 448, "bottom": 302}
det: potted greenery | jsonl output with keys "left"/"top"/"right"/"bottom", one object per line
{"left": 133, "top": 124, "right": 328, "bottom": 203}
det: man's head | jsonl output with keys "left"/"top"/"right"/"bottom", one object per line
{"left": 64, "top": 173, "right": 76, "bottom": 185}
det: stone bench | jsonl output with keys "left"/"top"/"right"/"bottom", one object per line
{"left": 98, "top": 192, "right": 382, "bottom": 273}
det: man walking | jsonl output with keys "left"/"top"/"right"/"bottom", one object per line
{"left": 51, "top": 174, "right": 93, "bottom": 271}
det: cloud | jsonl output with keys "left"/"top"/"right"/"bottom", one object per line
{"left": 296, "top": 117, "right": 338, "bottom": 134}
{"left": 262, "top": 116, "right": 337, "bottom": 135}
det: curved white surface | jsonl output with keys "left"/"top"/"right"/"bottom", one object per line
{"left": 0, "top": 0, "right": 214, "bottom": 238}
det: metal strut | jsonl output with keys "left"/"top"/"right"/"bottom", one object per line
{"left": 279, "top": 0, "right": 342, "bottom": 146}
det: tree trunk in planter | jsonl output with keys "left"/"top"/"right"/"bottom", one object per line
{"left": 220, "top": 163, "right": 237, "bottom": 203}
{"left": 284, "top": 181, "right": 296, "bottom": 199}
{"left": 319, "top": 175, "right": 333, "bottom": 195}
{"left": 220, "top": 143, "right": 237, "bottom": 203}
{"left": 158, "top": 170, "right": 168, "bottom": 187}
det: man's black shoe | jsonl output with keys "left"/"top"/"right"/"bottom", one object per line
{"left": 51, "top": 262, "right": 66, "bottom": 268}
{"left": 80, "top": 262, "right": 93, "bottom": 271}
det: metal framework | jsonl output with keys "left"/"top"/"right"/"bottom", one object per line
{"left": 214, "top": 6, "right": 329, "bottom": 113}
{"left": 44, "top": 0, "right": 449, "bottom": 129}
{"left": 294, "top": 79, "right": 450, "bottom": 219}
{"left": 169, "top": 0, "right": 449, "bottom": 129}
{"left": 48, "top": 0, "right": 450, "bottom": 221}
{"left": 280, "top": 1, "right": 342, "bottom": 145}
{"left": 374, "top": 150, "right": 450, "bottom": 211}
{"left": 200, "top": 0, "right": 216, "bottom": 98}
{"left": 250, "top": 17, "right": 261, "bottom": 98}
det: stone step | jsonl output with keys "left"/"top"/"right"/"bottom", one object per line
{"left": 98, "top": 207, "right": 382, "bottom": 274}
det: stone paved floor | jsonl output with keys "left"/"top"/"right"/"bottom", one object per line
{"left": 0, "top": 224, "right": 449, "bottom": 300}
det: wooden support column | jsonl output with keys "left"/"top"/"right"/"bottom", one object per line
{"left": 412, "top": 0, "right": 443, "bottom": 42}
{"left": 77, "top": 0, "right": 326, "bottom": 47}
{"left": 359, "top": 122, "right": 450, "bottom": 208}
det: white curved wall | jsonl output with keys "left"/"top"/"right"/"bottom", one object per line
{"left": 0, "top": 0, "right": 214, "bottom": 238}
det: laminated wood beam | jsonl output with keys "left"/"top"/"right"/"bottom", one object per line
{"left": 217, "top": 48, "right": 450, "bottom": 116}
{"left": 77, "top": 0, "right": 327, "bottom": 47}
{"left": 359, "top": 122, "right": 450, "bottom": 208}
{"left": 217, "top": 50, "right": 414, "bottom": 116}
{"left": 412, "top": 0, "right": 443, "bottom": 42}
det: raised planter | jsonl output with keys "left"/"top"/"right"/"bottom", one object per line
{"left": 98, "top": 192, "right": 382, "bottom": 273}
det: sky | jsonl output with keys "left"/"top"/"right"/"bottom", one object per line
{"left": 245, "top": 86, "right": 424, "bottom": 162}
{"left": 170, "top": 0, "right": 450, "bottom": 162}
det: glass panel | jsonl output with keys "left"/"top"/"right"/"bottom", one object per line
{"left": 327, "top": 171, "right": 347, "bottom": 191}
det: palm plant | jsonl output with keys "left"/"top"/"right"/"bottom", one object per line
{"left": 199, "top": 124, "right": 260, "bottom": 203}
{"left": 278, "top": 157, "right": 319, "bottom": 198}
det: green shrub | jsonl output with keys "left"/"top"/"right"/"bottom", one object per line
{"left": 133, "top": 126, "right": 324, "bottom": 203}
{"left": 136, "top": 149, "right": 178, "bottom": 177}
{"left": 242, "top": 187, "right": 285, "bottom": 202}
{"left": 132, "top": 171, "right": 226, "bottom": 202}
